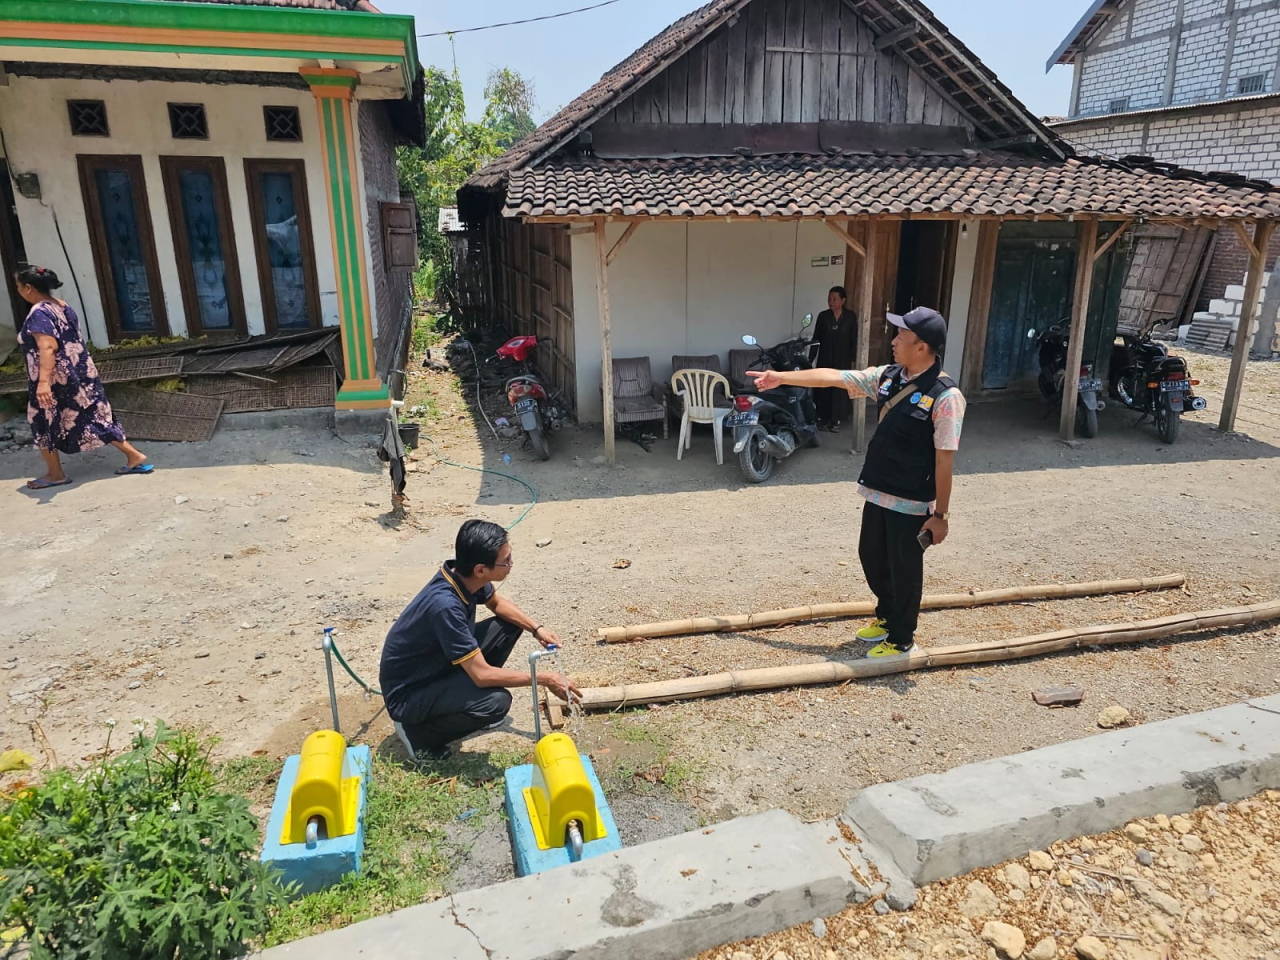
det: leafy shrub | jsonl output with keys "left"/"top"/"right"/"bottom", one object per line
{"left": 0, "top": 721, "right": 287, "bottom": 960}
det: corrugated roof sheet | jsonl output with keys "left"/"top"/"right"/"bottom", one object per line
{"left": 505, "top": 151, "right": 1280, "bottom": 220}
{"left": 437, "top": 206, "right": 464, "bottom": 233}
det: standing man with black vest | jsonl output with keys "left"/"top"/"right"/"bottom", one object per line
{"left": 744, "top": 306, "right": 964, "bottom": 659}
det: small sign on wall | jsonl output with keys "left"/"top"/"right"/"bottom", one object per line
{"left": 831, "top": 254, "right": 845, "bottom": 266}
{"left": 811, "top": 256, "right": 830, "bottom": 268}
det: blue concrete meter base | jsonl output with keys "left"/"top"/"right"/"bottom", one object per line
{"left": 260, "top": 745, "right": 371, "bottom": 895}
{"left": 504, "top": 755, "right": 622, "bottom": 876}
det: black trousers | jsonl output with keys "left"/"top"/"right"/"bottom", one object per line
{"left": 815, "top": 387, "right": 852, "bottom": 425}
{"left": 858, "top": 500, "right": 930, "bottom": 650}
{"left": 392, "top": 618, "right": 524, "bottom": 752}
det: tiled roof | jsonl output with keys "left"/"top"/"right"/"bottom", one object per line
{"left": 158, "top": 0, "right": 367, "bottom": 9}
{"left": 468, "top": 0, "right": 1059, "bottom": 190}
{"left": 504, "top": 152, "right": 1280, "bottom": 220}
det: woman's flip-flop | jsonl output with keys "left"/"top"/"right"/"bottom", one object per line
{"left": 115, "top": 463, "right": 155, "bottom": 475}
{"left": 27, "top": 477, "right": 72, "bottom": 489}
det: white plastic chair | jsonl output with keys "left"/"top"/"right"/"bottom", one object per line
{"left": 671, "top": 368, "right": 733, "bottom": 465}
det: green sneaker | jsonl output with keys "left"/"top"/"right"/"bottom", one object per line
{"left": 866, "top": 641, "right": 915, "bottom": 659}
{"left": 856, "top": 618, "right": 889, "bottom": 643}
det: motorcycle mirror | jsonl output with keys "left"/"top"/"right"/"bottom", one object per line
{"left": 1027, "top": 328, "right": 1037, "bottom": 339}
{"left": 801, "top": 313, "right": 813, "bottom": 328}
{"left": 742, "top": 335, "right": 758, "bottom": 346}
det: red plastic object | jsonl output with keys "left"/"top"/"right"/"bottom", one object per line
{"left": 497, "top": 336, "right": 538, "bottom": 363}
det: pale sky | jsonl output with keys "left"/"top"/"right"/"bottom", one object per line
{"left": 376, "top": 0, "right": 1082, "bottom": 122}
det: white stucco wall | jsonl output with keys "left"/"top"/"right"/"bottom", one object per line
{"left": 569, "top": 220, "right": 856, "bottom": 422}
{"left": 0, "top": 75, "right": 344, "bottom": 346}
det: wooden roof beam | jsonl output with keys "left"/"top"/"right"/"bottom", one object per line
{"left": 822, "top": 219, "right": 867, "bottom": 257}
{"left": 1092, "top": 218, "right": 1132, "bottom": 263}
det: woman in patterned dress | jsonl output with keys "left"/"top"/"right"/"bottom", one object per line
{"left": 14, "top": 265, "right": 152, "bottom": 489}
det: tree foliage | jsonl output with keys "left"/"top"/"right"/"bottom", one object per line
{"left": 397, "top": 61, "right": 539, "bottom": 269}
{"left": 483, "top": 67, "right": 537, "bottom": 150}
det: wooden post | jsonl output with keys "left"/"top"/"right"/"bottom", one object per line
{"left": 594, "top": 219, "right": 617, "bottom": 464}
{"left": 960, "top": 221, "right": 999, "bottom": 396}
{"left": 1060, "top": 218, "right": 1099, "bottom": 441}
{"left": 853, "top": 219, "right": 877, "bottom": 453}
{"left": 1220, "top": 220, "right": 1275, "bottom": 433}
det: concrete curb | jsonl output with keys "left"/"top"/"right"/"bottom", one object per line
{"left": 218, "top": 408, "right": 335, "bottom": 432}
{"left": 253, "top": 809, "right": 871, "bottom": 960}
{"left": 253, "top": 696, "right": 1280, "bottom": 959}
{"left": 844, "top": 694, "right": 1280, "bottom": 886}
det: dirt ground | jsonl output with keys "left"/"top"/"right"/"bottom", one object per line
{"left": 702, "top": 790, "right": 1280, "bottom": 960}
{"left": 2, "top": 346, "right": 1279, "bottom": 855}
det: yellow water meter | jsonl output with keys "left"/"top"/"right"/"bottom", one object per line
{"left": 280, "top": 730, "right": 361, "bottom": 845}
{"left": 522, "top": 733, "right": 607, "bottom": 852}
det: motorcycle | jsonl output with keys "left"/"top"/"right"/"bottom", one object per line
{"left": 1029, "top": 321, "right": 1104, "bottom": 439}
{"left": 1108, "top": 322, "right": 1207, "bottom": 444}
{"left": 726, "top": 315, "right": 821, "bottom": 483}
{"left": 491, "top": 334, "right": 569, "bottom": 461}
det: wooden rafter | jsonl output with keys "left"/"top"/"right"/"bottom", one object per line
{"left": 1233, "top": 220, "right": 1260, "bottom": 260}
{"left": 822, "top": 219, "right": 866, "bottom": 258}
{"left": 606, "top": 222, "right": 640, "bottom": 266}
{"left": 1092, "top": 219, "right": 1132, "bottom": 264}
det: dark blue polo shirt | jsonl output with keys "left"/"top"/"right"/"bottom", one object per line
{"left": 379, "top": 560, "right": 495, "bottom": 715}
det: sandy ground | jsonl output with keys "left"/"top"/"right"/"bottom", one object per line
{"left": 2, "top": 348, "right": 1279, "bottom": 832}
{"left": 701, "top": 790, "right": 1280, "bottom": 960}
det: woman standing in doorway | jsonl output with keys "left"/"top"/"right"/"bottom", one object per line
{"left": 15, "top": 265, "right": 152, "bottom": 489}
{"left": 813, "top": 286, "right": 856, "bottom": 432}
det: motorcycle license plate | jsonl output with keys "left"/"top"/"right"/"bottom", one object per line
{"left": 1159, "top": 381, "right": 1190, "bottom": 393}
{"left": 514, "top": 398, "right": 537, "bottom": 413}
{"left": 724, "top": 412, "right": 759, "bottom": 428}
{"left": 1078, "top": 378, "right": 1103, "bottom": 393}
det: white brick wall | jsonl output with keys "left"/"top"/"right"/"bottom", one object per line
{"left": 1131, "top": 0, "right": 1178, "bottom": 38}
{"left": 1069, "top": 0, "right": 1280, "bottom": 118}
{"left": 1096, "top": 8, "right": 1133, "bottom": 47}
{"left": 1172, "top": 23, "right": 1231, "bottom": 104}
{"left": 1057, "top": 103, "right": 1280, "bottom": 182}
{"left": 1228, "top": 8, "right": 1280, "bottom": 90}
{"left": 1079, "top": 39, "right": 1171, "bottom": 113}
{"left": 1181, "top": 0, "right": 1227, "bottom": 24}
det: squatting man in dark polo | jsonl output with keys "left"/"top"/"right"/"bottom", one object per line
{"left": 380, "top": 519, "right": 581, "bottom": 760}
{"left": 745, "top": 306, "right": 966, "bottom": 659}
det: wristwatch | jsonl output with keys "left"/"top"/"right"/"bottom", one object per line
{"left": 934, "top": 511, "right": 950, "bottom": 521}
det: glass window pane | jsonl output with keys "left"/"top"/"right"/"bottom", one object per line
{"left": 95, "top": 168, "right": 155, "bottom": 333}
{"left": 177, "top": 169, "right": 233, "bottom": 331}
{"left": 258, "top": 171, "right": 310, "bottom": 329}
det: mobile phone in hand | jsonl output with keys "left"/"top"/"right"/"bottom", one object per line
{"left": 916, "top": 528, "right": 933, "bottom": 551}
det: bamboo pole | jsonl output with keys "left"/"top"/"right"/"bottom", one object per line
{"left": 598, "top": 574, "right": 1186, "bottom": 642}
{"left": 569, "top": 599, "right": 1280, "bottom": 711}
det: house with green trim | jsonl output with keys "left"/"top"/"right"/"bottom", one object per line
{"left": 0, "top": 0, "right": 425, "bottom": 412}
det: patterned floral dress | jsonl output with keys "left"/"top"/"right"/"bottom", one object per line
{"left": 20, "top": 301, "right": 127, "bottom": 454}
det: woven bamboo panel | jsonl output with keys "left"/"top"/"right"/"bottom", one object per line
{"left": 110, "top": 387, "right": 224, "bottom": 442}
{"left": 185, "top": 366, "right": 337, "bottom": 413}
{"left": 94, "top": 355, "right": 185, "bottom": 383}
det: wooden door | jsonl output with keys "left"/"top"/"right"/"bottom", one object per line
{"left": 160, "top": 156, "right": 246, "bottom": 338}
{"left": 77, "top": 155, "right": 170, "bottom": 340}
{"left": 982, "top": 242, "right": 1075, "bottom": 389}
{"left": 1118, "top": 225, "right": 1211, "bottom": 333}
